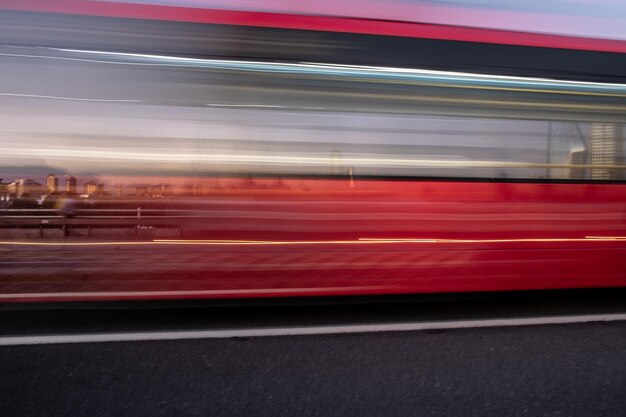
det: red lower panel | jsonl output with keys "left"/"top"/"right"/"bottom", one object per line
{"left": 0, "top": 179, "right": 625, "bottom": 302}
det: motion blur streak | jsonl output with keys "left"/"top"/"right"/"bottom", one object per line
{"left": 4, "top": 236, "right": 626, "bottom": 247}
{"left": 0, "top": 92, "right": 142, "bottom": 102}
{"left": 0, "top": 286, "right": 392, "bottom": 300}
{"left": 11, "top": 48, "right": 626, "bottom": 96}
{"left": 4, "top": 147, "right": 625, "bottom": 171}
{"left": 3, "top": 0, "right": 626, "bottom": 52}
{"left": 0, "top": 2, "right": 625, "bottom": 302}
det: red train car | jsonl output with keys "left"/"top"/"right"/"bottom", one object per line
{"left": 0, "top": 0, "right": 624, "bottom": 302}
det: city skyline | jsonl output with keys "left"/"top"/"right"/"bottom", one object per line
{"left": 0, "top": 171, "right": 296, "bottom": 199}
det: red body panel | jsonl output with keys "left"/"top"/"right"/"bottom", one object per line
{"left": 1, "top": 179, "right": 625, "bottom": 302}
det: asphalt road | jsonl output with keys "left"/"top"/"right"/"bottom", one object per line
{"left": 1, "top": 321, "right": 625, "bottom": 417}
{"left": 1, "top": 290, "right": 626, "bottom": 417}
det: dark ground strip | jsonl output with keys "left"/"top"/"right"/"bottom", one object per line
{"left": 1, "top": 321, "right": 625, "bottom": 417}
{"left": 1, "top": 288, "right": 626, "bottom": 336}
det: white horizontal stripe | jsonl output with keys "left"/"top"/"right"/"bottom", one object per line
{"left": 0, "top": 286, "right": 390, "bottom": 299}
{"left": 1, "top": 313, "right": 625, "bottom": 346}
{"left": 206, "top": 103, "right": 326, "bottom": 110}
{"left": 7, "top": 48, "right": 626, "bottom": 95}
{"left": 0, "top": 92, "right": 142, "bottom": 102}
{"left": 3, "top": 145, "right": 625, "bottom": 169}
{"left": 49, "top": 49, "right": 626, "bottom": 90}
{"left": 206, "top": 104, "right": 288, "bottom": 108}
{"left": 1, "top": 236, "right": 624, "bottom": 247}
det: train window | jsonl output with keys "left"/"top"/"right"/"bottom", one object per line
{"left": 0, "top": 45, "right": 624, "bottom": 185}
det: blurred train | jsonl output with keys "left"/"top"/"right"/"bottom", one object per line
{"left": 0, "top": 0, "right": 624, "bottom": 302}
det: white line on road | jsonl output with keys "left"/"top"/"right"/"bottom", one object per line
{"left": 1, "top": 313, "right": 625, "bottom": 346}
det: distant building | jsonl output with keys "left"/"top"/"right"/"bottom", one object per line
{"left": 590, "top": 123, "right": 624, "bottom": 180}
{"left": 65, "top": 175, "right": 77, "bottom": 195}
{"left": 115, "top": 184, "right": 124, "bottom": 197}
{"left": 9, "top": 179, "right": 46, "bottom": 197}
{"left": 150, "top": 184, "right": 173, "bottom": 196}
{"left": 136, "top": 186, "right": 148, "bottom": 196}
{"left": 0, "top": 179, "right": 10, "bottom": 199}
{"left": 548, "top": 122, "right": 586, "bottom": 179}
{"left": 46, "top": 174, "right": 58, "bottom": 194}
{"left": 183, "top": 183, "right": 202, "bottom": 196}
{"left": 84, "top": 181, "right": 98, "bottom": 195}
{"left": 330, "top": 146, "right": 344, "bottom": 175}
{"left": 97, "top": 184, "right": 105, "bottom": 195}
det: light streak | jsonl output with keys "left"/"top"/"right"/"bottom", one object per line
{"left": 53, "top": 48, "right": 626, "bottom": 89}
{"left": 0, "top": 236, "right": 625, "bottom": 247}
{"left": 206, "top": 103, "right": 326, "bottom": 110}
{"left": 6, "top": 48, "right": 626, "bottom": 97}
{"left": 2, "top": 147, "right": 625, "bottom": 171}
{"left": 359, "top": 237, "right": 626, "bottom": 243}
{"left": 0, "top": 92, "right": 142, "bottom": 102}
{"left": 206, "top": 104, "right": 288, "bottom": 108}
{"left": 0, "top": 286, "right": 391, "bottom": 300}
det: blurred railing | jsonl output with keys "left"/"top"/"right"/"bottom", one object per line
{"left": 0, "top": 209, "right": 186, "bottom": 238}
